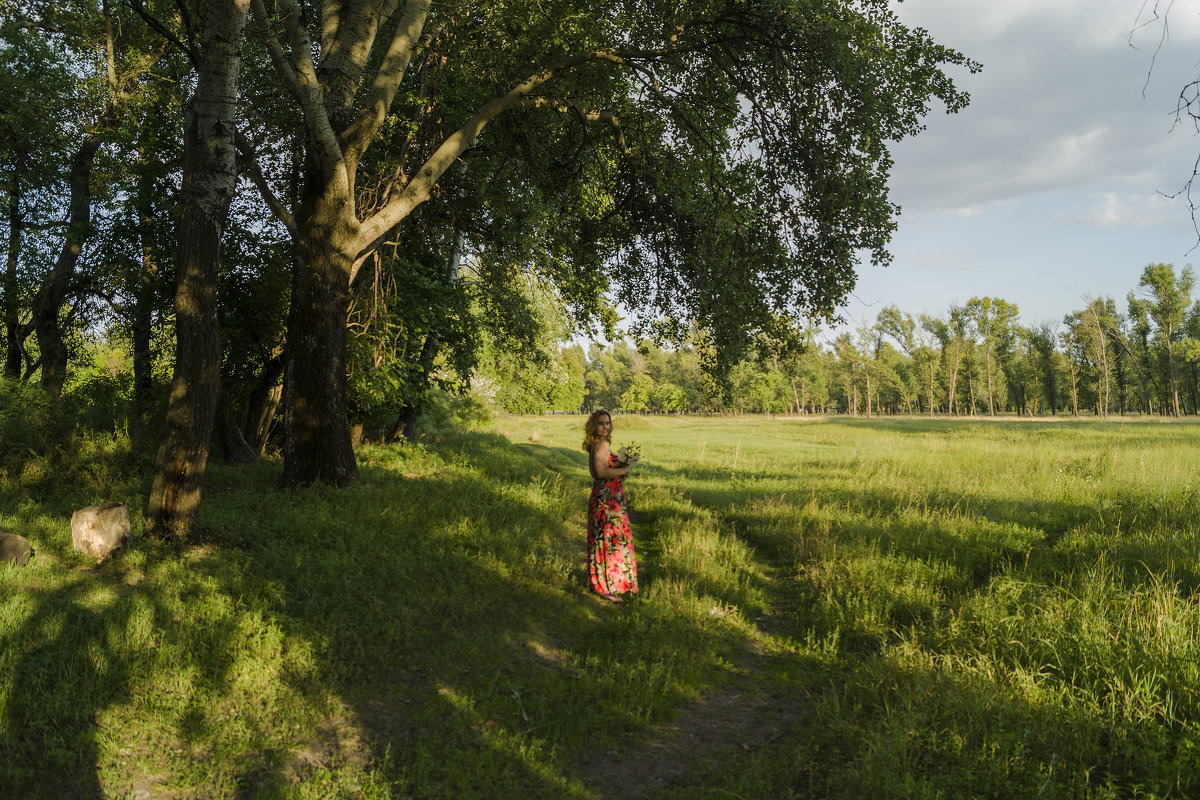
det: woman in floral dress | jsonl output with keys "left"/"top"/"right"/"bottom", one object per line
{"left": 582, "top": 409, "right": 638, "bottom": 602}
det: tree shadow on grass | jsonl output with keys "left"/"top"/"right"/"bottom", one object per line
{"left": 1, "top": 575, "right": 130, "bottom": 799}
{"left": 154, "top": 432, "right": 783, "bottom": 798}
{"left": 12, "top": 420, "right": 1197, "bottom": 798}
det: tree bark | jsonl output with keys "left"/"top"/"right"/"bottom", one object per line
{"left": 146, "top": 0, "right": 251, "bottom": 536}
{"left": 280, "top": 192, "right": 359, "bottom": 485}
{"left": 132, "top": 165, "right": 161, "bottom": 419}
{"left": 4, "top": 169, "right": 27, "bottom": 379}
{"left": 31, "top": 135, "right": 102, "bottom": 397}
{"left": 242, "top": 352, "right": 284, "bottom": 453}
{"left": 215, "top": 388, "right": 257, "bottom": 462}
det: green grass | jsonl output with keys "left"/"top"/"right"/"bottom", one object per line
{"left": 5, "top": 415, "right": 1200, "bottom": 797}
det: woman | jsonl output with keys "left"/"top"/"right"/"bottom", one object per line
{"left": 582, "top": 409, "right": 638, "bottom": 602}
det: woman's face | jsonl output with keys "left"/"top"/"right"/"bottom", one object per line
{"left": 596, "top": 415, "right": 612, "bottom": 437}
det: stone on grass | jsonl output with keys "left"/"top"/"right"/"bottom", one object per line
{"left": 0, "top": 532, "right": 33, "bottom": 567}
{"left": 71, "top": 502, "right": 131, "bottom": 561}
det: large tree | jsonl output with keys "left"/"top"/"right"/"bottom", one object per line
{"left": 145, "top": 0, "right": 252, "bottom": 535}
{"left": 228, "top": 0, "right": 976, "bottom": 486}
{"left": 1129, "top": 263, "right": 1193, "bottom": 417}
{"left": 965, "top": 296, "right": 1018, "bottom": 416}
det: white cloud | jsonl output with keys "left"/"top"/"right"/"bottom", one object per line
{"left": 1065, "top": 190, "right": 1190, "bottom": 228}
{"left": 886, "top": 0, "right": 1200, "bottom": 215}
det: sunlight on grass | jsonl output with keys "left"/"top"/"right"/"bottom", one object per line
{"left": 7, "top": 416, "right": 1200, "bottom": 797}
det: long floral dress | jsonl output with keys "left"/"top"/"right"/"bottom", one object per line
{"left": 588, "top": 450, "right": 639, "bottom": 597}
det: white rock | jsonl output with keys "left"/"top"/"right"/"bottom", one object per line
{"left": 71, "top": 502, "right": 131, "bottom": 561}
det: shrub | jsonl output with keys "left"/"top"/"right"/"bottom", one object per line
{"left": 0, "top": 378, "right": 72, "bottom": 461}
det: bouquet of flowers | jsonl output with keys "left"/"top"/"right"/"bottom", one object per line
{"left": 614, "top": 443, "right": 642, "bottom": 468}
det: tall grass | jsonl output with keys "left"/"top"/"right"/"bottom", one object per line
{"left": 5, "top": 410, "right": 1200, "bottom": 797}
{"left": 503, "top": 415, "right": 1200, "bottom": 798}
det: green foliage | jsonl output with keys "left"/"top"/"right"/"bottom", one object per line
{"left": 411, "top": 388, "right": 494, "bottom": 438}
{"left": 474, "top": 273, "right": 586, "bottom": 414}
{"left": 62, "top": 339, "right": 135, "bottom": 430}
{"left": 0, "top": 377, "right": 69, "bottom": 462}
{"left": 620, "top": 372, "right": 654, "bottom": 412}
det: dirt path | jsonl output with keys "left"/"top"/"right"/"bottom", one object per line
{"left": 576, "top": 566, "right": 812, "bottom": 799}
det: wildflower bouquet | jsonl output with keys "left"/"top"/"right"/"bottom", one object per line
{"left": 614, "top": 443, "right": 642, "bottom": 468}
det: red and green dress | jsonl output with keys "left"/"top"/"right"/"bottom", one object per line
{"left": 588, "top": 450, "right": 639, "bottom": 597}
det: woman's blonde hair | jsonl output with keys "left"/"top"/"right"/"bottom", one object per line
{"left": 582, "top": 409, "right": 612, "bottom": 452}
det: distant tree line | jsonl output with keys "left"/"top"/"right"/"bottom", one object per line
{"left": 503, "top": 263, "right": 1200, "bottom": 418}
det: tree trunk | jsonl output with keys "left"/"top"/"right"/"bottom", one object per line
{"left": 4, "top": 169, "right": 27, "bottom": 379}
{"left": 927, "top": 365, "right": 935, "bottom": 417}
{"left": 946, "top": 347, "right": 960, "bottom": 416}
{"left": 1167, "top": 337, "right": 1181, "bottom": 417}
{"left": 966, "top": 367, "right": 976, "bottom": 416}
{"left": 280, "top": 207, "right": 358, "bottom": 486}
{"left": 147, "top": 0, "right": 250, "bottom": 536}
{"left": 215, "top": 389, "right": 257, "bottom": 462}
{"left": 985, "top": 347, "right": 995, "bottom": 415}
{"left": 131, "top": 283, "right": 155, "bottom": 416}
{"left": 31, "top": 135, "right": 102, "bottom": 397}
{"left": 1067, "top": 361, "right": 1079, "bottom": 416}
{"left": 1092, "top": 313, "right": 1109, "bottom": 418}
{"left": 132, "top": 166, "right": 161, "bottom": 420}
{"left": 864, "top": 365, "right": 872, "bottom": 418}
{"left": 242, "top": 352, "right": 284, "bottom": 453}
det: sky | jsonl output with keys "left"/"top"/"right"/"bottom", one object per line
{"left": 839, "top": 0, "right": 1200, "bottom": 332}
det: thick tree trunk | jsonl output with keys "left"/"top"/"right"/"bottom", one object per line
{"left": 280, "top": 209, "right": 358, "bottom": 486}
{"left": 147, "top": 0, "right": 250, "bottom": 536}
{"left": 31, "top": 135, "right": 102, "bottom": 397}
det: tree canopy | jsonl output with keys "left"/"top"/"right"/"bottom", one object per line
{"left": 1, "top": 0, "right": 977, "bottom": 533}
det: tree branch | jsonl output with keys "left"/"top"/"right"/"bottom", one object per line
{"left": 342, "top": 0, "right": 433, "bottom": 166}
{"left": 249, "top": 0, "right": 304, "bottom": 103}
{"left": 517, "top": 96, "right": 630, "bottom": 155}
{"left": 252, "top": 0, "right": 347, "bottom": 181}
{"left": 319, "top": 0, "right": 386, "bottom": 124}
{"left": 103, "top": 0, "right": 120, "bottom": 97}
{"left": 126, "top": 0, "right": 199, "bottom": 68}
{"left": 173, "top": 0, "right": 199, "bottom": 50}
{"left": 353, "top": 46, "right": 649, "bottom": 258}
{"left": 234, "top": 130, "right": 299, "bottom": 240}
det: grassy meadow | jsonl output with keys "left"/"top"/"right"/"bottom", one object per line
{"left": 5, "top": 413, "right": 1200, "bottom": 797}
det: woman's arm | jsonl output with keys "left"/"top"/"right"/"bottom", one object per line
{"left": 591, "top": 442, "right": 630, "bottom": 479}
